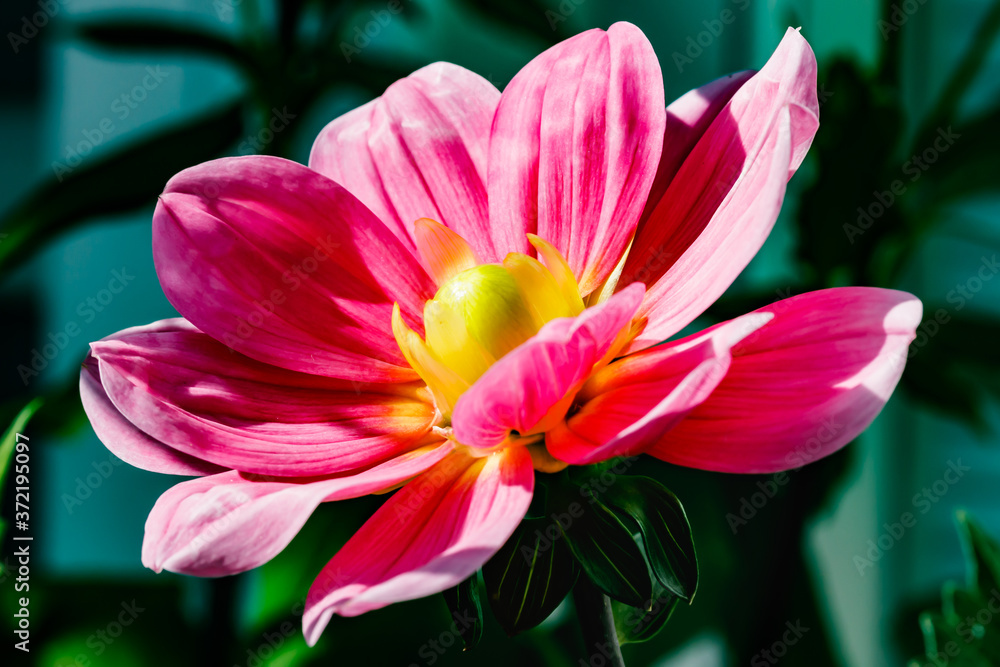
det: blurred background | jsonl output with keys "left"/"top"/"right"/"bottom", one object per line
{"left": 1, "top": 0, "right": 999, "bottom": 665}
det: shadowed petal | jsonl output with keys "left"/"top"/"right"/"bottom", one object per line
{"left": 648, "top": 288, "right": 922, "bottom": 473}
{"left": 154, "top": 155, "right": 436, "bottom": 382}
{"left": 452, "top": 284, "right": 645, "bottom": 449}
{"left": 303, "top": 447, "right": 534, "bottom": 644}
{"left": 141, "top": 442, "right": 453, "bottom": 576}
{"left": 91, "top": 320, "right": 437, "bottom": 476}
{"left": 622, "top": 28, "right": 818, "bottom": 350}
{"left": 488, "top": 22, "right": 666, "bottom": 295}
{"left": 547, "top": 312, "right": 772, "bottom": 464}
{"left": 309, "top": 63, "right": 500, "bottom": 259}
{"left": 81, "top": 339, "right": 226, "bottom": 476}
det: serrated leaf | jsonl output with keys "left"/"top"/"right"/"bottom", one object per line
{"left": 555, "top": 486, "right": 652, "bottom": 608}
{"left": 482, "top": 517, "right": 578, "bottom": 636}
{"left": 602, "top": 476, "right": 698, "bottom": 600}
{"left": 442, "top": 573, "right": 483, "bottom": 650}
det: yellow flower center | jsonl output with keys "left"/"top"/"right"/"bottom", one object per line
{"left": 391, "top": 219, "right": 585, "bottom": 423}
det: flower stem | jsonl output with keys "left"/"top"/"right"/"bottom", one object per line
{"left": 573, "top": 577, "right": 626, "bottom": 667}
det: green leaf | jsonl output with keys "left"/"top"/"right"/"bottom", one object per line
{"left": 441, "top": 573, "right": 483, "bottom": 650}
{"left": 0, "top": 398, "right": 44, "bottom": 574}
{"left": 0, "top": 102, "right": 244, "bottom": 279}
{"left": 0, "top": 398, "right": 44, "bottom": 492}
{"left": 602, "top": 476, "right": 698, "bottom": 600}
{"left": 957, "top": 510, "right": 1000, "bottom": 598}
{"left": 555, "top": 483, "right": 652, "bottom": 608}
{"left": 72, "top": 19, "right": 257, "bottom": 72}
{"left": 482, "top": 517, "right": 578, "bottom": 636}
{"left": 611, "top": 578, "right": 679, "bottom": 645}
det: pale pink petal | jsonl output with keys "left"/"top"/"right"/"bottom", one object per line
{"left": 154, "top": 155, "right": 436, "bottom": 382}
{"left": 622, "top": 28, "right": 819, "bottom": 350}
{"left": 487, "top": 22, "right": 666, "bottom": 295}
{"left": 91, "top": 320, "right": 437, "bottom": 476}
{"left": 547, "top": 312, "right": 772, "bottom": 464}
{"left": 81, "top": 349, "right": 226, "bottom": 477}
{"left": 303, "top": 447, "right": 534, "bottom": 644}
{"left": 451, "top": 284, "right": 645, "bottom": 449}
{"left": 636, "top": 70, "right": 754, "bottom": 234}
{"left": 142, "top": 442, "right": 452, "bottom": 577}
{"left": 648, "top": 288, "right": 922, "bottom": 473}
{"left": 309, "top": 63, "right": 500, "bottom": 259}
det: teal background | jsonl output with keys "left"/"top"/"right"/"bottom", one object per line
{"left": 1, "top": 0, "right": 999, "bottom": 665}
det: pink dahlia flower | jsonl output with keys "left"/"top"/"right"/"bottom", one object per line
{"left": 81, "top": 23, "right": 920, "bottom": 645}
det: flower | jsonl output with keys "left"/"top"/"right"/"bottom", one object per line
{"left": 80, "top": 23, "right": 921, "bottom": 646}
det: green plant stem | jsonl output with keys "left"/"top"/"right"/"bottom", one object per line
{"left": 573, "top": 578, "right": 625, "bottom": 667}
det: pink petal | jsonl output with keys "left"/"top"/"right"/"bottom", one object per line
{"left": 142, "top": 441, "right": 453, "bottom": 577}
{"left": 91, "top": 320, "right": 437, "bottom": 476}
{"left": 309, "top": 63, "right": 500, "bottom": 260}
{"left": 648, "top": 288, "right": 922, "bottom": 473}
{"left": 154, "top": 155, "right": 436, "bottom": 382}
{"left": 451, "top": 284, "right": 645, "bottom": 449}
{"left": 547, "top": 312, "right": 772, "bottom": 465}
{"left": 81, "top": 339, "right": 226, "bottom": 476}
{"left": 487, "top": 22, "right": 666, "bottom": 296}
{"left": 622, "top": 28, "right": 819, "bottom": 350}
{"left": 303, "top": 447, "right": 534, "bottom": 643}
{"left": 636, "top": 70, "right": 754, "bottom": 235}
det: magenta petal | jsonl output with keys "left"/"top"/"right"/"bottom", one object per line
{"left": 81, "top": 323, "right": 226, "bottom": 476}
{"left": 623, "top": 28, "right": 819, "bottom": 350}
{"left": 91, "top": 320, "right": 437, "bottom": 476}
{"left": 141, "top": 441, "right": 453, "bottom": 577}
{"left": 309, "top": 63, "right": 500, "bottom": 260}
{"left": 303, "top": 448, "right": 534, "bottom": 644}
{"left": 154, "top": 155, "right": 436, "bottom": 382}
{"left": 547, "top": 312, "right": 772, "bottom": 465}
{"left": 487, "top": 22, "right": 666, "bottom": 295}
{"left": 649, "top": 288, "right": 922, "bottom": 473}
{"left": 636, "top": 70, "right": 754, "bottom": 235}
{"left": 451, "top": 284, "right": 645, "bottom": 449}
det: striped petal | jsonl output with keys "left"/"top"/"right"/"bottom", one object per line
{"left": 309, "top": 63, "right": 500, "bottom": 259}
{"left": 452, "top": 284, "right": 645, "bottom": 449}
{"left": 648, "top": 288, "right": 922, "bottom": 473}
{"left": 303, "top": 447, "right": 534, "bottom": 643}
{"left": 142, "top": 442, "right": 452, "bottom": 576}
{"left": 154, "top": 155, "right": 435, "bottom": 382}
{"left": 622, "top": 28, "right": 819, "bottom": 350}
{"left": 91, "top": 319, "right": 437, "bottom": 476}
{"left": 547, "top": 312, "right": 772, "bottom": 464}
{"left": 487, "top": 22, "right": 666, "bottom": 296}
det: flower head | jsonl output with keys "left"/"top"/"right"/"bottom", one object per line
{"left": 81, "top": 23, "right": 921, "bottom": 645}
